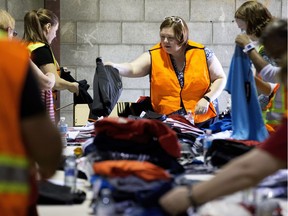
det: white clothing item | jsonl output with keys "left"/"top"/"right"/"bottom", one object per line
{"left": 196, "top": 200, "right": 252, "bottom": 216}
{"left": 259, "top": 64, "right": 280, "bottom": 83}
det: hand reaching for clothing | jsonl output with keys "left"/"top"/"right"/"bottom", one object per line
{"left": 195, "top": 98, "right": 209, "bottom": 114}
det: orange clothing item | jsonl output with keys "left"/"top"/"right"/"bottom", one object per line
{"left": 93, "top": 160, "right": 171, "bottom": 181}
{"left": 0, "top": 38, "right": 30, "bottom": 216}
{"left": 149, "top": 40, "right": 217, "bottom": 123}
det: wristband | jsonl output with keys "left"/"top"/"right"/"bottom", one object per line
{"left": 243, "top": 43, "right": 255, "bottom": 54}
{"left": 203, "top": 95, "right": 211, "bottom": 103}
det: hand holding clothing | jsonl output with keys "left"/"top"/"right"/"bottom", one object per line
{"left": 67, "top": 82, "right": 79, "bottom": 95}
{"left": 235, "top": 33, "right": 251, "bottom": 47}
{"left": 195, "top": 98, "right": 209, "bottom": 115}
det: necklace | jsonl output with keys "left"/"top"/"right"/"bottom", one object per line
{"left": 170, "top": 55, "right": 186, "bottom": 72}
{"left": 170, "top": 55, "right": 185, "bottom": 88}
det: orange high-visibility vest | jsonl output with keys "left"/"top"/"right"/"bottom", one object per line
{"left": 149, "top": 40, "right": 217, "bottom": 123}
{"left": 257, "top": 45, "right": 287, "bottom": 131}
{"left": 0, "top": 38, "right": 30, "bottom": 216}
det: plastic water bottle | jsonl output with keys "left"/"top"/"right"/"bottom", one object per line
{"left": 58, "top": 117, "right": 68, "bottom": 146}
{"left": 96, "top": 188, "right": 115, "bottom": 216}
{"left": 64, "top": 155, "right": 78, "bottom": 192}
{"left": 203, "top": 129, "right": 213, "bottom": 163}
{"left": 185, "top": 109, "right": 194, "bottom": 125}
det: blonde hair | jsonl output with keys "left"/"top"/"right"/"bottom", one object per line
{"left": 0, "top": 9, "right": 15, "bottom": 30}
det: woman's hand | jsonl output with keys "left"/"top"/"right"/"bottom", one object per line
{"left": 235, "top": 34, "right": 251, "bottom": 47}
{"left": 68, "top": 82, "right": 79, "bottom": 95}
{"left": 195, "top": 98, "right": 209, "bottom": 115}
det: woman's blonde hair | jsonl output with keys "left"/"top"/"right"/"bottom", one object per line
{"left": 0, "top": 9, "right": 15, "bottom": 30}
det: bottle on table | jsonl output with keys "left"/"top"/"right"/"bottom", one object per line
{"left": 203, "top": 129, "right": 213, "bottom": 164}
{"left": 96, "top": 188, "right": 115, "bottom": 216}
{"left": 58, "top": 116, "right": 68, "bottom": 146}
{"left": 64, "top": 155, "right": 78, "bottom": 192}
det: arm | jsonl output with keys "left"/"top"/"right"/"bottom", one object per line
{"left": 159, "top": 148, "right": 285, "bottom": 215}
{"left": 21, "top": 112, "right": 62, "bottom": 179}
{"left": 30, "top": 60, "right": 55, "bottom": 90}
{"left": 20, "top": 67, "right": 62, "bottom": 179}
{"left": 105, "top": 52, "right": 151, "bottom": 77}
{"left": 40, "top": 63, "right": 79, "bottom": 94}
{"left": 254, "top": 75, "right": 272, "bottom": 95}
{"left": 205, "top": 55, "right": 227, "bottom": 101}
{"left": 195, "top": 55, "right": 226, "bottom": 114}
{"left": 32, "top": 47, "right": 79, "bottom": 94}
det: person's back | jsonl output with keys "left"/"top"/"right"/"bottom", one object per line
{"left": 0, "top": 37, "right": 62, "bottom": 216}
{"left": 0, "top": 37, "right": 31, "bottom": 216}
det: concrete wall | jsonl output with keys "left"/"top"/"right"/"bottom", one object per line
{"left": 2, "top": 0, "right": 287, "bottom": 126}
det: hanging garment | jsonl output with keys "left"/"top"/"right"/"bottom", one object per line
{"left": 225, "top": 45, "right": 268, "bottom": 141}
{"left": 89, "top": 57, "right": 123, "bottom": 120}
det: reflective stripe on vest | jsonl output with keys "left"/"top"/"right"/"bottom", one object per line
{"left": 0, "top": 155, "right": 29, "bottom": 193}
{"left": 0, "top": 40, "right": 30, "bottom": 199}
{"left": 263, "top": 85, "right": 287, "bottom": 125}
{"left": 257, "top": 45, "right": 287, "bottom": 126}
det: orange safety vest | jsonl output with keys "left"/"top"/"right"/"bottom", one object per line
{"left": 257, "top": 45, "right": 287, "bottom": 131}
{"left": 149, "top": 40, "right": 217, "bottom": 123}
{"left": 0, "top": 38, "right": 30, "bottom": 216}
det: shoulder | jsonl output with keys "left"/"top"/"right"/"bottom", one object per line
{"left": 258, "top": 46, "right": 277, "bottom": 66}
{"left": 204, "top": 47, "right": 215, "bottom": 61}
{"left": 149, "top": 43, "right": 162, "bottom": 51}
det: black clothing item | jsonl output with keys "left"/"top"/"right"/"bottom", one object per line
{"left": 60, "top": 68, "right": 93, "bottom": 104}
{"left": 30, "top": 45, "right": 54, "bottom": 67}
{"left": 89, "top": 57, "right": 123, "bottom": 119}
{"left": 21, "top": 66, "right": 45, "bottom": 118}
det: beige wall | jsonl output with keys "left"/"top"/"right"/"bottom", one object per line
{"left": 2, "top": 0, "right": 287, "bottom": 126}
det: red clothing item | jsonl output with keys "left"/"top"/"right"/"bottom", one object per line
{"left": 258, "top": 116, "right": 287, "bottom": 163}
{"left": 94, "top": 117, "right": 181, "bottom": 158}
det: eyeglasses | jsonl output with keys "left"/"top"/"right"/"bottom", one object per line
{"left": 12, "top": 30, "right": 18, "bottom": 37}
{"left": 8, "top": 27, "right": 17, "bottom": 37}
{"left": 160, "top": 34, "right": 176, "bottom": 42}
{"left": 164, "top": 16, "right": 184, "bottom": 26}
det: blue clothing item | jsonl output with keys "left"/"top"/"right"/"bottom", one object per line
{"left": 225, "top": 45, "right": 268, "bottom": 141}
{"left": 209, "top": 113, "right": 232, "bottom": 133}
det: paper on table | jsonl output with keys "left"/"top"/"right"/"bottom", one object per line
{"left": 67, "top": 131, "right": 80, "bottom": 140}
{"left": 71, "top": 125, "right": 94, "bottom": 132}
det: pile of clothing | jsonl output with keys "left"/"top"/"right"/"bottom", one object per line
{"left": 88, "top": 117, "right": 185, "bottom": 215}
